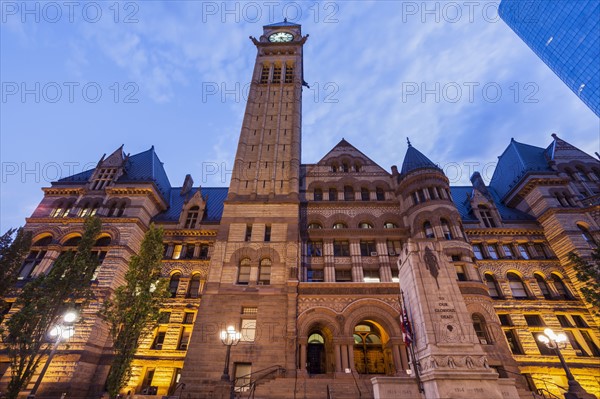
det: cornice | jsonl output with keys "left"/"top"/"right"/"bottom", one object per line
{"left": 163, "top": 230, "right": 217, "bottom": 237}
{"left": 42, "top": 187, "right": 85, "bottom": 196}
{"left": 537, "top": 204, "right": 600, "bottom": 224}
{"left": 465, "top": 228, "right": 545, "bottom": 236}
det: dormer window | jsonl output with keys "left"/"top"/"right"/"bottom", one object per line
{"left": 478, "top": 205, "right": 496, "bottom": 228}
{"left": 91, "top": 168, "right": 116, "bottom": 190}
{"left": 185, "top": 206, "right": 200, "bottom": 229}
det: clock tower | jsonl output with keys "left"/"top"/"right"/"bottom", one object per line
{"left": 181, "top": 21, "right": 307, "bottom": 398}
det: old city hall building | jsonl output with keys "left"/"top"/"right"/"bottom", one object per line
{"left": 1, "top": 21, "right": 599, "bottom": 399}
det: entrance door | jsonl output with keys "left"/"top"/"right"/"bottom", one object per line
{"left": 354, "top": 323, "right": 386, "bottom": 374}
{"left": 307, "top": 333, "right": 326, "bottom": 374}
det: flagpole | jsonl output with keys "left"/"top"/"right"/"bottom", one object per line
{"left": 400, "top": 289, "right": 424, "bottom": 393}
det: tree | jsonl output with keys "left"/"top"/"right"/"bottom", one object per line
{"left": 100, "top": 224, "right": 169, "bottom": 398}
{"left": 0, "top": 228, "right": 32, "bottom": 309}
{"left": 568, "top": 245, "right": 600, "bottom": 317}
{"left": 1, "top": 217, "right": 101, "bottom": 399}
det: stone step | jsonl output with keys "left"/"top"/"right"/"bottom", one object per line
{"left": 239, "top": 374, "right": 375, "bottom": 399}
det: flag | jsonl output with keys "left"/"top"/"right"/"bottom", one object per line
{"left": 401, "top": 307, "right": 413, "bottom": 346}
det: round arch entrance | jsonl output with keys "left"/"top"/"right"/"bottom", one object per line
{"left": 353, "top": 321, "right": 393, "bottom": 375}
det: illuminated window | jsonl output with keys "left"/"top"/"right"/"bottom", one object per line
{"left": 169, "top": 273, "right": 181, "bottom": 298}
{"left": 507, "top": 273, "right": 529, "bottom": 299}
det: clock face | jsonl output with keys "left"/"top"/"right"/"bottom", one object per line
{"left": 269, "top": 32, "right": 293, "bottom": 43}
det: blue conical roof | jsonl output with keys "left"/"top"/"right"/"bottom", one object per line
{"left": 400, "top": 142, "right": 439, "bottom": 174}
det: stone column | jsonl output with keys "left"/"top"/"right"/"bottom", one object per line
{"left": 334, "top": 344, "right": 342, "bottom": 372}
{"left": 299, "top": 343, "right": 307, "bottom": 370}
{"left": 341, "top": 344, "right": 349, "bottom": 371}
{"left": 391, "top": 343, "right": 403, "bottom": 374}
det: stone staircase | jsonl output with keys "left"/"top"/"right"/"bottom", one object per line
{"left": 235, "top": 373, "right": 375, "bottom": 399}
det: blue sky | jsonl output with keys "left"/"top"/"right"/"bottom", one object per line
{"left": 1, "top": 0, "right": 599, "bottom": 231}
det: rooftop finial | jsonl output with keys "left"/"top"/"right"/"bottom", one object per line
{"left": 284, "top": 17, "right": 287, "bottom": 22}
{"left": 407, "top": 137, "right": 412, "bottom": 147}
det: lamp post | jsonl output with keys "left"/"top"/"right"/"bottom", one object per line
{"left": 220, "top": 326, "right": 241, "bottom": 399}
{"left": 27, "top": 310, "right": 77, "bottom": 399}
{"left": 537, "top": 328, "right": 595, "bottom": 399}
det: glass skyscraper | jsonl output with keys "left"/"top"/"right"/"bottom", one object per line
{"left": 499, "top": 0, "right": 600, "bottom": 117}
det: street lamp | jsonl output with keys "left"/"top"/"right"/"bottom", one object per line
{"left": 220, "top": 326, "right": 241, "bottom": 399}
{"left": 27, "top": 310, "right": 77, "bottom": 399}
{"left": 537, "top": 328, "right": 595, "bottom": 399}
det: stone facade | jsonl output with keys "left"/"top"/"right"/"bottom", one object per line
{"left": 1, "top": 21, "right": 599, "bottom": 399}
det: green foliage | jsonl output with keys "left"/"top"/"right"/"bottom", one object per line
{"left": 0, "top": 228, "right": 32, "bottom": 309}
{"left": 568, "top": 245, "right": 600, "bottom": 317}
{"left": 100, "top": 224, "right": 169, "bottom": 398}
{"left": 2, "top": 217, "right": 101, "bottom": 399}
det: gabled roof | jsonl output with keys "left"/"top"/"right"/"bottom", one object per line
{"left": 545, "top": 133, "right": 599, "bottom": 165}
{"left": 400, "top": 142, "right": 439, "bottom": 175}
{"left": 264, "top": 19, "right": 300, "bottom": 28}
{"left": 153, "top": 187, "right": 228, "bottom": 223}
{"left": 450, "top": 186, "right": 535, "bottom": 223}
{"left": 314, "top": 138, "right": 388, "bottom": 172}
{"left": 489, "top": 138, "right": 553, "bottom": 199}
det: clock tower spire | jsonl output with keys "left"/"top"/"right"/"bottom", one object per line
{"left": 228, "top": 21, "right": 308, "bottom": 201}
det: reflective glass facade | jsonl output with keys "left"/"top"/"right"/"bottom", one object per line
{"left": 499, "top": 0, "right": 600, "bottom": 117}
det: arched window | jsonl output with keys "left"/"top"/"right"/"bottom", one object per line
{"left": 19, "top": 235, "right": 52, "bottom": 280}
{"left": 576, "top": 167, "right": 589, "bottom": 182}
{"left": 577, "top": 223, "right": 596, "bottom": 247}
{"left": 333, "top": 222, "right": 347, "bottom": 229}
{"left": 354, "top": 163, "right": 361, "bottom": 173}
{"left": 185, "top": 206, "right": 199, "bottom": 229}
{"left": 359, "top": 222, "right": 373, "bottom": 229}
{"left": 169, "top": 272, "right": 181, "bottom": 298}
{"left": 376, "top": 187, "right": 385, "bottom": 201}
{"left": 79, "top": 201, "right": 99, "bottom": 218}
{"left": 259, "top": 258, "right": 271, "bottom": 285}
{"left": 534, "top": 274, "right": 552, "bottom": 299}
{"left": 33, "top": 235, "right": 53, "bottom": 246}
{"left": 238, "top": 258, "right": 251, "bottom": 285}
{"left": 51, "top": 201, "right": 73, "bottom": 218}
{"left": 384, "top": 222, "right": 397, "bottom": 229}
{"left": 314, "top": 188, "right": 323, "bottom": 201}
{"left": 344, "top": 186, "right": 354, "bottom": 201}
{"left": 551, "top": 274, "right": 572, "bottom": 300}
{"left": 423, "top": 221, "right": 435, "bottom": 238}
{"left": 187, "top": 274, "right": 202, "bottom": 298}
{"left": 485, "top": 274, "right": 502, "bottom": 299}
{"left": 342, "top": 162, "right": 350, "bottom": 173}
{"left": 308, "top": 223, "right": 322, "bottom": 229}
{"left": 94, "top": 236, "right": 111, "bottom": 247}
{"left": 360, "top": 187, "right": 370, "bottom": 201}
{"left": 329, "top": 188, "right": 338, "bottom": 201}
{"left": 63, "top": 236, "right": 82, "bottom": 247}
{"left": 507, "top": 272, "right": 529, "bottom": 299}
{"left": 472, "top": 314, "right": 491, "bottom": 344}
{"left": 441, "top": 219, "right": 453, "bottom": 240}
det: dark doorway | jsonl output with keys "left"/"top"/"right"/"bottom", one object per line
{"left": 307, "top": 333, "right": 326, "bottom": 374}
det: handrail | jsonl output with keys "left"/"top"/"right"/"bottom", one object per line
{"left": 350, "top": 371, "right": 362, "bottom": 398}
{"left": 536, "top": 388, "right": 562, "bottom": 399}
{"left": 232, "top": 364, "right": 285, "bottom": 398}
{"left": 496, "top": 366, "right": 568, "bottom": 393}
